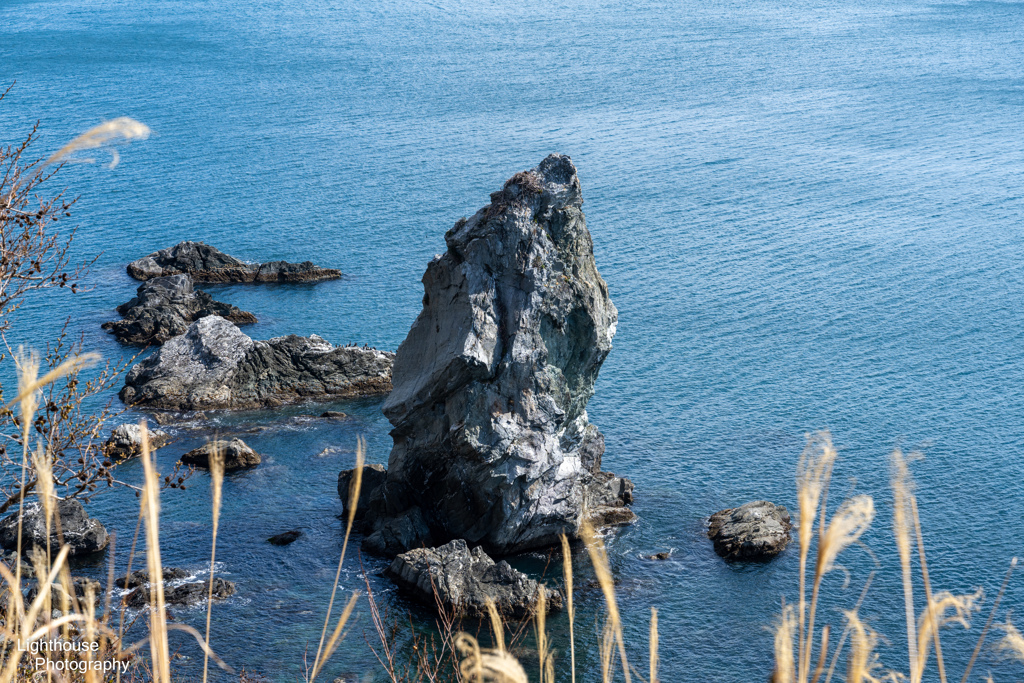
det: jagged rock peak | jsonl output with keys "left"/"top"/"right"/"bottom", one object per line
{"left": 127, "top": 241, "right": 341, "bottom": 283}
{"left": 120, "top": 316, "right": 394, "bottom": 410}
{"left": 364, "top": 154, "right": 631, "bottom": 556}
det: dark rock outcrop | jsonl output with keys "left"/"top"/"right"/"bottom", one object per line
{"left": 585, "top": 471, "right": 637, "bottom": 527}
{"left": 267, "top": 530, "right": 302, "bottom": 546}
{"left": 127, "top": 241, "right": 340, "bottom": 283}
{"left": 103, "top": 423, "right": 172, "bottom": 459}
{"left": 119, "top": 316, "right": 394, "bottom": 410}
{"left": 116, "top": 568, "right": 191, "bottom": 590}
{"left": 387, "top": 539, "right": 561, "bottom": 619}
{"left": 320, "top": 411, "right": 348, "bottom": 419}
{"left": 338, "top": 463, "right": 387, "bottom": 518}
{"left": 125, "top": 577, "right": 235, "bottom": 609}
{"left": 364, "top": 154, "right": 630, "bottom": 556}
{"left": 0, "top": 499, "right": 108, "bottom": 556}
{"left": 102, "top": 274, "right": 257, "bottom": 346}
{"left": 181, "top": 439, "right": 261, "bottom": 470}
{"left": 707, "top": 501, "right": 792, "bottom": 561}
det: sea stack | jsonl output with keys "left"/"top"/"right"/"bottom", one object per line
{"left": 363, "top": 154, "right": 633, "bottom": 556}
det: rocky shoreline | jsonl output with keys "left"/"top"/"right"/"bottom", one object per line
{"left": 45, "top": 155, "right": 792, "bottom": 627}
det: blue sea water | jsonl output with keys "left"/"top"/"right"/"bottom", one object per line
{"left": 3, "top": 0, "right": 1024, "bottom": 680}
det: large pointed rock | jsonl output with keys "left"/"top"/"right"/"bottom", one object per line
{"left": 364, "top": 154, "right": 632, "bottom": 556}
{"left": 119, "top": 316, "right": 393, "bottom": 410}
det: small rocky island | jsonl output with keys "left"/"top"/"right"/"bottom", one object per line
{"left": 120, "top": 316, "right": 394, "bottom": 410}
{"left": 103, "top": 274, "right": 256, "bottom": 345}
{"left": 707, "top": 501, "right": 792, "bottom": 561}
{"left": 127, "top": 241, "right": 341, "bottom": 283}
{"left": 360, "top": 153, "right": 634, "bottom": 558}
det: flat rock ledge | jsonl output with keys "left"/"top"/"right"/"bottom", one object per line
{"left": 103, "top": 423, "right": 172, "bottom": 459}
{"left": 707, "top": 500, "right": 792, "bottom": 561}
{"left": 0, "top": 499, "right": 108, "bottom": 556}
{"left": 119, "top": 315, "right": 394, "bottom": 410}
{"left": 103, "top": 274, "right": 256, "bottom": 345}
{"left": 181, "top": 438, "right": 261, "bottom": 470}
{"left": 387, "top": 539, "right": 562, "bottom": 619}
{"left": 363, "top": 154, "right": 633, "bottom": 557}
{"left": 127, "top": 241, "right": 340, "bottom": 283}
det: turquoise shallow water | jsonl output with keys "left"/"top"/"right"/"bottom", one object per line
{"left": 3, "top": 0, "right": 1024, "bottom": 680}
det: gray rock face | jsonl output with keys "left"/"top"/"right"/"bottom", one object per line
{"left": 364, "top": 154, "right": 630, "bottom": 556}
{"left": 103, "top": 274, "right": 257, "bottom": 345}
{"left": 181, "top": 439, "right": 261, "bottom": 470}
{"left": 119, "top": 316, "right": 394, "bottom": 410}
{"left": 387, "top": 539, "right": 561, "bottom": 619}
{"left": 707, "top": 501, "right": 792, "bottom": 561}
{"left": 338, "top": 463, "right": 386, "bottom": 519}
{"left": 127, "top": 241, "right": 340, "bottom": 283}
{"left": 0, "top": 499, "right": 108, "bottom": 556}
{"left": 103, "top": 423, "right": 172, "bottom": 459}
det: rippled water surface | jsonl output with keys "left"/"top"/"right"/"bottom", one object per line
{"left": 3, "top": 0, "right": 1024, "bottom": 680}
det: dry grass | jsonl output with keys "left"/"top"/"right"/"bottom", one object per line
{"left": 45, "top": 118, "right": 150, "bottom": 170}
{"left": 775, "top": 430, "right": 1020, "bottom": 683}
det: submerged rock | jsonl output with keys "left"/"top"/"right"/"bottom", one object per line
{"left": 116, "top": 568, "right": 191, "bottom": 590}
{"left": 102, "top": 274, "right": 257, "bottom": 346}
{"left": 125, "top": 577, "right": 235, "bottom": 609}
{"left": 127, "top": 241, "right": 341, "bottom": 283}
{"left": 337, "top": 463, "right": 387, "bottom": 519}
{"left": 103, "top": 423, "right": 172, "bottom": 459}
{"left": 707, "top": 501, "right": 792, "bottom": 561}
{"left": 364, "top": 154, "right": 631, "bottom": 556}
{"left": 119, "top": 316, "right": 394, "bottom": 410}
{"left": 387, "top": 539, "right": 561, "bottom": 619}
{"left": 0, "top": 499, "right": 108, "bottom": 556}
{"left": 181, "top": 438, "right": 261, "bottom": 470}
{"left": 267, "top": 530, "right": 302, "bottom": 546}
